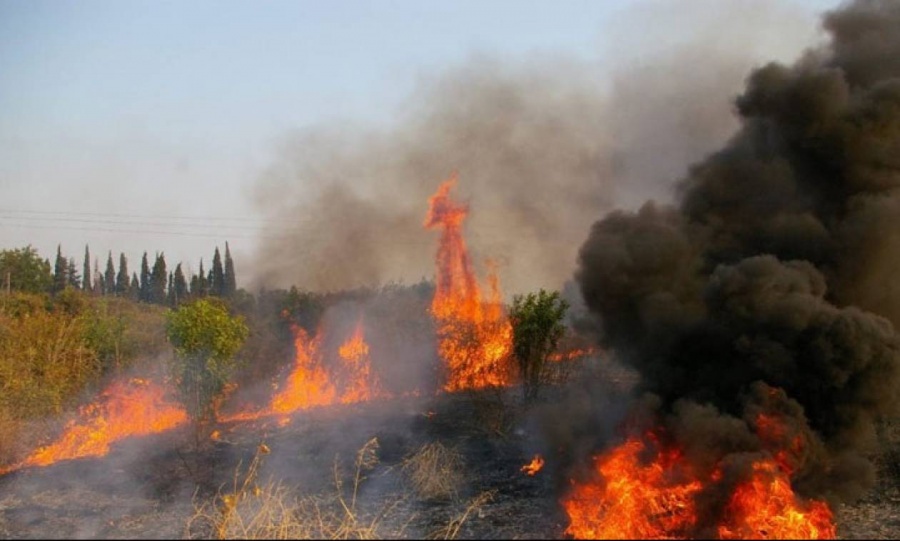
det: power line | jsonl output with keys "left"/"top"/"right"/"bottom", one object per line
{"left": 0, "top": 220, "right": 295, "bottom": 240}
{"left": 0, "top": 208, "right": 313, "bottom": 225}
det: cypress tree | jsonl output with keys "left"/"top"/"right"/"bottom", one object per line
{"left": 197, "top": 259, "right": 208, "bottom": 297}
{"left": 139, "top": 252, "right": 151, "bottom": 302}
{"left": 223, "top": 242, "right": 236, "bottom": 298}
{"left": 82, "top": 245, "right": 92, "bottom": 293}
{"left": 93, "top": 258, "right": 102, "bottom": 295}
{"left": 150, "top": 252, "right": 167, "bottom": 305}
{"left": 53, "top": 245, "right": 67, "bottom": 293}
{"left": 173, "top": 263, "right": 188, "bottom": 306}
{"left": 67, "top": 257, "right": 79, "bottom": 289}
{"left": 116, "top": 253, "right": 130, "bottom": 295}
{"left": 167, "top": 271, "right": 175, "bottom": 306}
{"left": 104, "top": 251, "right": 116, "bottom": 296}
{"left": 129, "top": 272, "right": 140, "bottom": 301}
{"left": 211, "top": 247, "right": 224, "bottom": 297}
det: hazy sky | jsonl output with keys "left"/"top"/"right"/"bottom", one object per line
{"left": 0, "top": 0, "right": 843, "bottom": 288}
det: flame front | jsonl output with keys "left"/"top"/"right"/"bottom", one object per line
{"left": 563, "top": 435, "right": 702, "bottom": 539}
{"left": 424, "top": 176, "right": 514, "bottom": 392}
{"left": 563, "top": 419, "right": 836, "bottom": 540}
{"left": 269, "top": 325, "right": 337, "bottom": 415}
{"left": 223, "top": 322, "right": 382, "bottom": 424}
{"left": 1, "top": 378, "right": 187, "bottom": 475}
{"left": 521, "top": 454, "right": 545, "bottom": 476}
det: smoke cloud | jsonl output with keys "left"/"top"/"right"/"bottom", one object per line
{"left": 575, "top": 0, "right": 900, "bottom": 504}
{"left": 250, "top": 1, "right": 819, "bottom": 296}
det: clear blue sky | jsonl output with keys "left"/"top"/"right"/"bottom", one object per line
{"left": 0, "top": 0, "right": 842, "bottom": 285}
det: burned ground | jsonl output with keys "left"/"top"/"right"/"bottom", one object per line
{"left": 0, "top": 354, "right": 898, "bottom": 539}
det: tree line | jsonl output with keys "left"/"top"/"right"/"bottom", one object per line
{"left": 1, "top": 242, "right": 238, "bottom": 307}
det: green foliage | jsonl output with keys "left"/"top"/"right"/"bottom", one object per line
{"left": 166, "top": 298, "right": 249, "bottom": 424}
{"left": 0, "top": 245, "right": 52, "bottom": 294}
{"left": 510, "top": 289, "right": 568, "bottom": 402}
{"left": 0, "top": 292, "right": 101, "bottom": 418}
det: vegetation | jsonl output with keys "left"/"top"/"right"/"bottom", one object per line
{"left": 0, "top": 245, "right": 52, "bottom": 293}
{"left": 401, "top": 441, "right": 465, "bottom": 501}
{"left": 188, "top": 438, "right": 487, "bottom": 540}
{"left": 509, "top": 289, "right": 568, "bottom": 402}
{"left": 166, "top": 298, "right": 249, "bottom": 426}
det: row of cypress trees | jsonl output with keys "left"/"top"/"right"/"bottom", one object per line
{"left": 51, "top": 242, "right": 237, "bottom": 306}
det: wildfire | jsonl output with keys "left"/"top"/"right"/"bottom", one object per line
{"left": 563, "top": 435, "right": 702, "bottom": 539}
{"left": 0, "top": 378, "right": 187, "bottom": 475}
{"left": 521, "top": 454, "right": 545, "bottom": 476}
{"left": 269, "top": 325, "right": 337, "bottom": 415}
{"left": 222, "top": 322, "right": 383, "bottom": 425}
{"left": 548, "top": 347, "right": 598, "bottom": 363}
{"left": 562, "top": 419, "right": 836, "bottom": 540}
{"left": 424, "top": 175, "right": 514, "bottom": 392}
{"left": 336, "top": 320, "right": 381, "bottom": 404}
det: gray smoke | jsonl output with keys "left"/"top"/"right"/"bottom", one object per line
{"left": 575, "top": 0, "right": 900, "bottom": 513}
{"left": 250, "top": 1, "right": 817, "bottom": 296}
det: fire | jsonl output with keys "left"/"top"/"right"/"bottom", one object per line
{"left": 548, "top": 347, "right": 598, "bottom": 363}
{"left": 0, "top": 378, "right": 187, "bottom": 475}
{"left": 521, "top": 454, "right": 545, "bottom": 476}
{"left": 424, "top": 175, "right": 514, "bottom": 391}
{"left": 269, "top": 325, "right": 337, "bottom": 415}
{"left": 718, "top": 460, "right": 836, "bottom": 539}
{"left": 562, "top": 419, "right": 836, "bottom": 540}
{"left": 222, "top": 321, "right": 383, "bottom": 424}
{"left": 336, "top": 320, "right": 381, "bottom": 404}
{"left": 563, "top": 435, "right": 702, "bottom": 539}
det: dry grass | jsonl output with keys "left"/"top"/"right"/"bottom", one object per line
{"left": 401, "top": 441, "right": 466, "bottom": 502}
{"left": 187, "top": 438, "right": 411, "bottom": 540}
{"left": 427, "top": 490, "right": 495, "bottom": 540}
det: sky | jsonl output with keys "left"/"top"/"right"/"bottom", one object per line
{"left": 0, "top": 0, "right": 844, "bottom": 289}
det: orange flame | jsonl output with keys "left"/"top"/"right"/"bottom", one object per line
{"left": 521, "top": 454, "right": 545, "bottom": 476}
{"left": 222, "top": 322, "right": 383, "bottom": 425}
{"left": 718, "top": 460, "right": 836, "bottom": 539}
{"left": 269, "top": 325, "right": 337, "bottom": 415}
{"left": 548, "top": 347, "right": 598, "bottom": 363}
{"left": 0, "top": 378, "right": 187, "bottom": 475}
{"left": 562, "top": 419, "right": 836, "bottom": 540}
{"left": 337, "top": 320, "right": 381, "bottom": 404}
{"left": 424, "top": 176, "right": 514, "bottom": 391}
{"left": 563, "top": 435, "right": 702, "bottom": 539}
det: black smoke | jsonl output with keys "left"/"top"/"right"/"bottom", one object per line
{"left": 574, "top": 0, "right": 900, "bottom": 510}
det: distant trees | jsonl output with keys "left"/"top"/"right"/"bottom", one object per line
{"left": 1, "top": 243, "right": 239, "bottom": 304}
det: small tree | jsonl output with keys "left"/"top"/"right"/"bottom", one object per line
{"left": 166, "top": 298, "right": 248, "bottom": 428}
{"left": 510, "top": 289, "right": 568, "bottom": 402}
{"left": 0, "top": 245, "right": 52, "bottom": 294}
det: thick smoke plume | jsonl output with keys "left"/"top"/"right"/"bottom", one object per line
{"left": 575, "top": 0, "right": 900, "bottom": 504}
{"left": 251, "top": 1, "right": 817, "bottom": 295}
